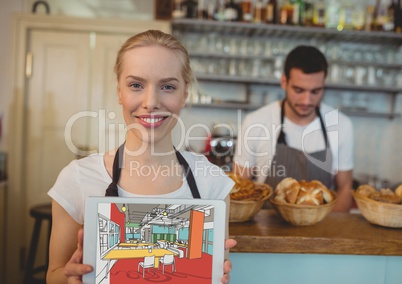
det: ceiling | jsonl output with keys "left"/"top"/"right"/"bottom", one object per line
{"left": 119, "top": 203, "right": 214, "bottom": 227}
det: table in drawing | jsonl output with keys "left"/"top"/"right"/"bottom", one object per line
{"left": 102, "top": 247, "right": 178, "bottom": 278}
{"left": 118, "top": 242, "right": 154, "bottom": 248}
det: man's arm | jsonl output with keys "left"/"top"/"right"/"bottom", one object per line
{"left": 333, "top": 169, "right": 353, "bottom": 212}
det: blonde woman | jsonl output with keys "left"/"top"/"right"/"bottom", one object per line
{"left": 47, "top": 30, "right": 236, "bottom": 283}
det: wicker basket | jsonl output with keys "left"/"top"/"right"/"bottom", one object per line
{"left": 352, "top": 191, "right": 402, "bottom": 228}
{"left": 269, "top": 192, "right": 337, "bottom": 226}
{"left": 229, "top": 183, "right": 273, "bottom": 222}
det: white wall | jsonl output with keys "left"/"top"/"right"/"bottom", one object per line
{"left": 0, "top": 0, "right": 25, "bottom": 151}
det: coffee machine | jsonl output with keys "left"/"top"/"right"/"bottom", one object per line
{"left": 204, "top": 124, "right": 236, "bottom": 171}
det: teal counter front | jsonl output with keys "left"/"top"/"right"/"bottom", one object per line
{"left": 228, "top": 210, "right": 402, "bottom": 284}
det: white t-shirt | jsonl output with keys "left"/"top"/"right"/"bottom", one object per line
{"left": 233, "top": 101, "right": 354, "bottom": 183}
{"left": 48, "top": 151, "right": 234, "bottom": 224}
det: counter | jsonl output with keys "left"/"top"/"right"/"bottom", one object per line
{"left": 229, "top": 209, "right": 402, "bottom": 256}
{"left": 228, "top": 210, "right": 402, "bottom": 284}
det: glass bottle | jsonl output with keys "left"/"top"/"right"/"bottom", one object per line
{"left": 183, "top": 0, "right": 198, "bottom": 19}
{"left": 207, "top": 0, "right": 216, "bottom": 20}
{"left": 197, "top": 0, "right": 209, "bottom": 19}
{"left": 280, "top": 0, "right": 294, "bottom": 25}
{"left": 373, "top": 1, "right": 388, "bottom": 31}
{"left": 291, "top": 0, "right": 304, "bottom": 26}
{"left": 352, "top": 3, "right": 366, "bottom": 30}
{"left": 214, "top": 0, "right": 226, "bottom": 21}
{"left": 254, "top": 0, "right": 265, "bottom": 23}
{"left": 242, "top": 0, "right": 253, "bottom": 22}
{"left": 365, "top": 5, "right": 375, "bottom": 31}
{"left": 371, "top": 0, "right": 381, "bottom": 31}
{"left": 383, "top": 0, "right": 396, "bottom": 31}
{"left": 265, "top": 0, "right": 278, "bottom": 24}
{"left": 303, "top": 0, "right": 314, "bottom": 26}
{"left": 172, "top": 0, "right": 186, "bottom": 19}
{"left": 225, "top": 0, "right": 242, "bottom": 21}
{"left": 312, "top": 0, "right": 326, "bottom": 27}
{"left": 326, "top": 1, "right": 340, "bottom": 29}
{"left": 395, "top": 0, "right": 402, "bottom": 32}
{"left": 338, "top": 1, "right": 355, "bottom": 30}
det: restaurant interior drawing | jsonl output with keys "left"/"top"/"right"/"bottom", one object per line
{"left": 94, "top": 202, "right": 217, "bottom": 283}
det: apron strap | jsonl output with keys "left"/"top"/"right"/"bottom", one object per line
{"left": 316, "top": 106, "right": 329, "bottom": 147}
{"left": 277, "top": 99, "right": 287, "bottom": 145}
{"left": 175, "top": 150, "right": 201, "bottom": 199}
{"left": 105, "top": 144, "right": 201, "bottom": 198}
{"left": 105, "top": 143, "right": 125, "bottom": 196}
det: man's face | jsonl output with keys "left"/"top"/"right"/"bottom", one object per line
{"left": 281, "top": 68, "right": 325, "bottom": 120}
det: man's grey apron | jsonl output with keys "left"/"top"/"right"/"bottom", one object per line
{"left": 265, "top": 100, "right": 334, "bottom": 192}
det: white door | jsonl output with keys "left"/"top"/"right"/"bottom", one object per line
{"left": 24, "top": 29, "right": 133, "bottom": 272}
{"left": 88, "top": 33, "right": 129, "bottom": 153}
{"left": 25, "top": 29, "right": 92, "bottom": 264}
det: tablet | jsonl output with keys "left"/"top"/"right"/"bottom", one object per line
{"left": 83, "top": 197, "right": 227, "bottom": 284}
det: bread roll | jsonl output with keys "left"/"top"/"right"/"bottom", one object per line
{"left": 357, "top": 185, "right": 402, "bottom": 204}
{"left": 356, "top": 185, "right": 377, "bottom": 198}
{"left": 380, "top": 188, "right": 394, "bottom": 196}
{"left": 275, "top": 177, "right": 300, "bottom": 204}
{"left": 274, "top": 178, "right": 334, "bottom": 206}
{"left": 394, "top": 185, "right": 402, "bottom": 198}
{"left": 310, "top": 180, "right": 334, "bottom": 203}
{"left": 296, "top": 180, "right": 324, "bottom": 205}
{"left": 372, "top": 194, "right": 401, "bottom": 204}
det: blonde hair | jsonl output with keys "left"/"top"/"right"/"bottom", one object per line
{"left": 114, "top": 30, "right": 193, "bottom": 88}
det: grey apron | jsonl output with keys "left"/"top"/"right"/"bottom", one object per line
{"left": 265, "top": 100, "right": 334, "bottom": 190}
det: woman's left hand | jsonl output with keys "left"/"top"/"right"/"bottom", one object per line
{"left": 63, "top": 228, "right": 93, "bottom": 283}
{"left": 221, "top": 238, "right": 237, "bottom": 284}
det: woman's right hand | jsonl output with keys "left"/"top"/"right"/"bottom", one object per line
{"left": 63, "top": 228, "right": 93, "bottom": 284}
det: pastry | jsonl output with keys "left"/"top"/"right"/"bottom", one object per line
{"left": 372, "top": 192, "right": 401, "bottom": 204}
{"left": 395, "top": 185, "right": 402, "bottom": 198}
{"left": 379, "top": 188, "right": 394, "bottom": 196}
{"left": 374, "top": 188, "right": 401, "bottom": 204}
{"left": 310, "top": 180, "right": 334, "bottom": 203}
{"left": 228, "top": 173, "right": 271, "bottom": 201}
{"left": 275, "top": 177, "right": 300, "bottom": 204}
{"left": 356, "top": 185, "right": 377, "bottom": 198}
{"left": 274, "top": 178, "right": 333, "bottom": 206}
{"left": 296, "top": 180, "right": 324, "bottom": 206}
{"left": 357, "top": 185, "right": 402, "bottom": 204}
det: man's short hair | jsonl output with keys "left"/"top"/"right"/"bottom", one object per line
{"left": 283, "top": 45, "right": 328, "bottom": 79}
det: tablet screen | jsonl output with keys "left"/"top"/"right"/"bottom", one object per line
{"left": 83, "top": 197, "right": 226, "bottom": 284}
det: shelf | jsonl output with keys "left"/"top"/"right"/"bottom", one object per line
{"left": 195, "top": 73, "right": 402, "bottom": 94}
{"left": 189, "top": 103, "right": 400, "bottom": 119}
{"left": 188, "top": 102, "right": 259, "bottom": 110}
{"left": 189, "top": 52, "right": 402, "bottom": 69}
{"left": 329, "top": 60, "right": 402, "bottom": 70}
{"left": 174, "top": 19, "right": 402, "bottom": 119}
{"left": 340, "top": 109, "right": 400, "bottom": 119}
{"left": 172, "top": 19, "right": 402, "bottom": 45}
{"left": 325, "top": 83, "right": 401, "bottom": 93}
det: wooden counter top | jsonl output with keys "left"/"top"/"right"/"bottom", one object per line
{"left": 228, "top": 209, "right": 402, "bottom": 256}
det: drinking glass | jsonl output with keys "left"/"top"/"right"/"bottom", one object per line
{"left": 354, "top": 66, "right": 367, "bottom": 85}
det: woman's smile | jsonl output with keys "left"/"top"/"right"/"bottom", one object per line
{"left": 135, "top": 114, "right": 170, "bottom": 128}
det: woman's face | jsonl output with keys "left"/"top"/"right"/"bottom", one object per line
{"left": 117, "top": 45, "right": 188, "bottom": 148}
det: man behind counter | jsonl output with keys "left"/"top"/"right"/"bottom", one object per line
{"left": 233, "top": 45, "right": 354, "bottom": 212}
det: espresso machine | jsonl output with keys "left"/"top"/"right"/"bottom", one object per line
{"left": 204, "top": 124, "right": 236, "bottom": 170}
